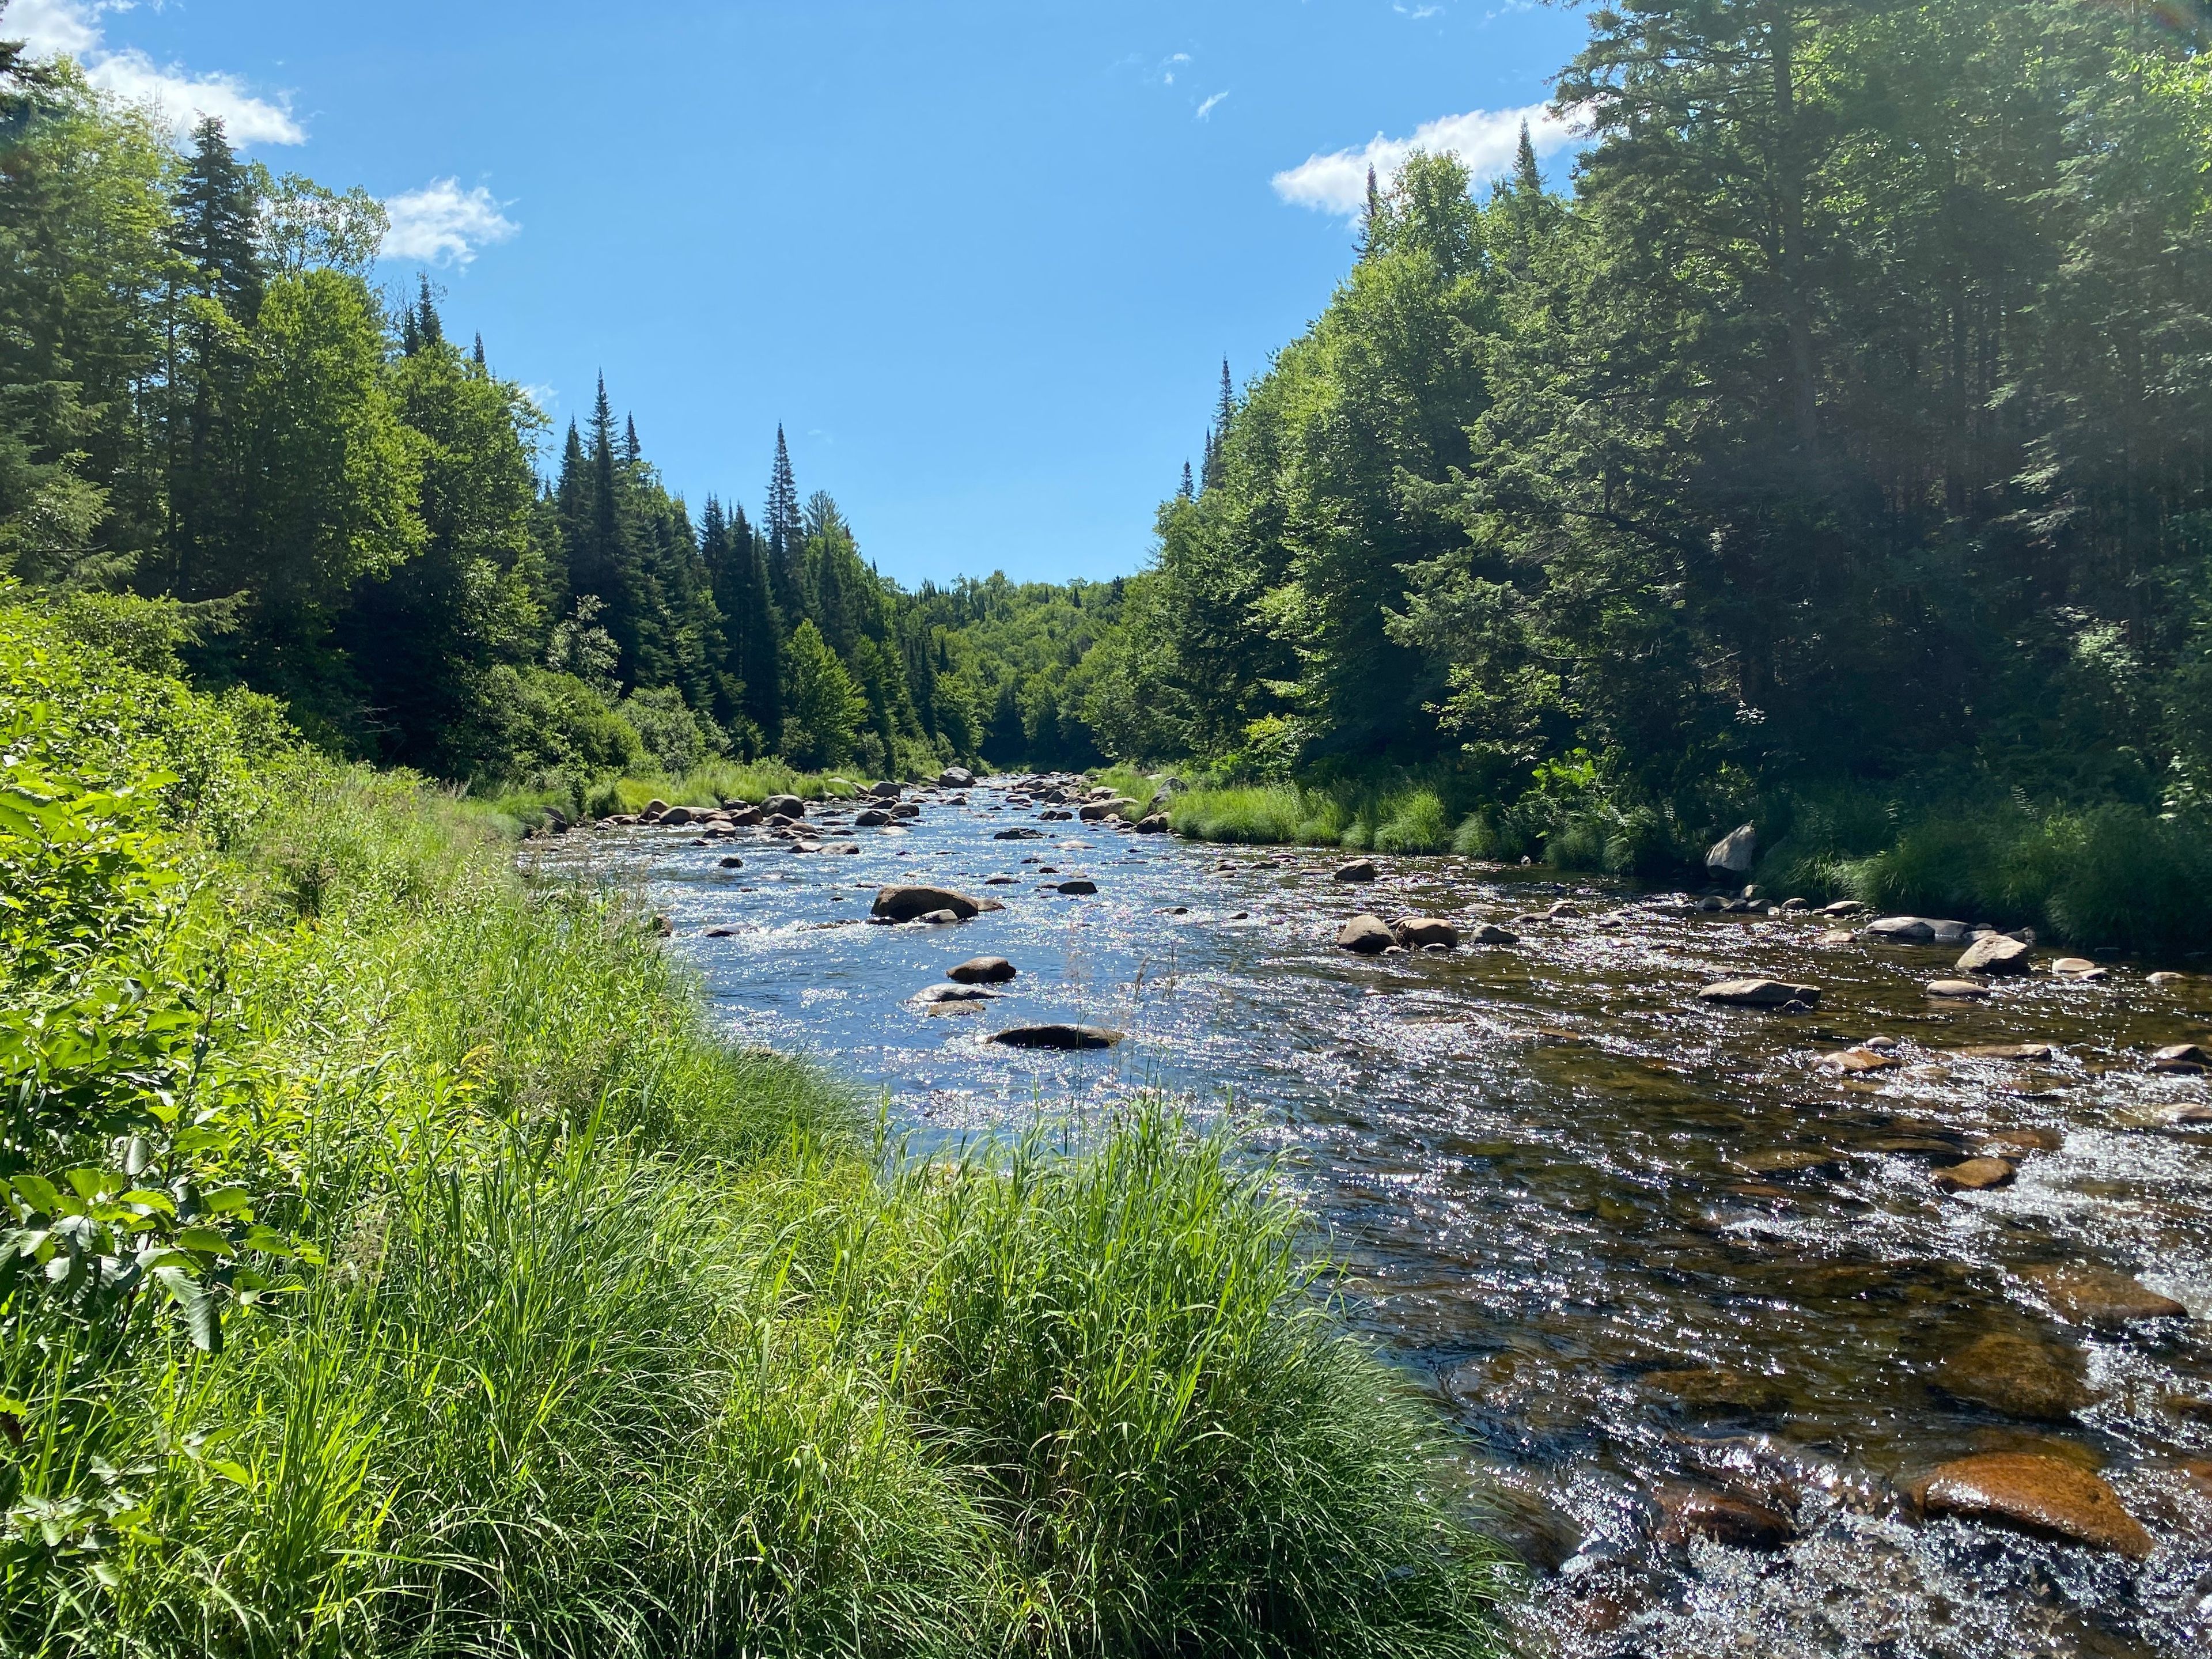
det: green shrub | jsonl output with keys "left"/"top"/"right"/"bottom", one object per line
{"left": 1373, "top": 789, "right": 1452, "bottom": 854}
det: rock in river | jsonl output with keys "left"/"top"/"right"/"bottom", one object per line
{"left": 994, "top": 827, "right": 1046, "bottom": 841}
{"left": 948, "top": 956, "right": 1017, "bottom": 984}
{"left": 1700, "top": 979, "right": 1821, "bottom": 1008}
{"left": 2051, "top": 957, "right": 2108, "bottom": 979}
{"left": 1334, "top": 859, "right": 1377, "bottom": 882}
{"left": 1336, "top": 915, "right": 1396, "bottom": 955}
{"left": 1470, "top": 923, "right": 1520, "bottom": 945}
{"left": 1926, "top": 979, "right": 1992, "bottom": 999}
{"left": 1864, "top": 915, "right": 1971, "bottom": 944}
{"left": 1393, "top": 916, "right": 1460, "bottom": 949}
{"left": 1933, "top": 1156, "right": 2014, "bottom": 1192}
{"left": 1957, "top": 934, "right": 2033, "bottom": 975}
{"left": 1915, "top": 1453, "right": 2153, "bottom": 1558}
{"left": 1822, "top": 1047, "right": 1898, "bottom": 1073}
{"left": 1055, "top": 877, "right": 1098, "bottom": 896}
{"left": 1706, "top": 823, "right": 1758, "bottom": 876}
{"left": 1934, "top": 1332, "right": 2092, "bottom": 1421}
{"left": 854, "top": 808, "right": 891, "bottom": 826}
{"left": 1654, "top": 1484, "right": 1796, "bottom": 1551}
{"left": 988, "top": 1023, "right": 1120, "bottom": 1050}
{"left": 2022, "top": 1266, "right": 2187, "bottom": 1327}
{"left": 873, "top": 884, "right": 987, "bottom": 922}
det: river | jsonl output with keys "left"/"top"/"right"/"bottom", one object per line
{"left": 527, "top": 775, "right": 2212, "bottom": 1658}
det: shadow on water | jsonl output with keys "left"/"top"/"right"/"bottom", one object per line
{"left": 528, "top": 779, "right": 2212, "bottom": 1658}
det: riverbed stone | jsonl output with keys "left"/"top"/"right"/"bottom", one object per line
{"left": 1914, "top": 1452, "right": 2152, "bottom": 1558}
{"left": 1334, "top": 859, "right": 1378, "bottom": 882}
{"left": 1960, "top": 1043, "right": 2059, "bottom": 1061}
{"left": 763, "top": 794, "right": 805, "bottom": 817}
{"left": 2150, "top": 1043, "right": 2211, "bottom": 1073}
{"left": 1927, "top": 979, "right": 1992, "bottom": 999}
{"left": 1394, "top": 916, "right": 1460, "bottom": 949}
{"left": 1933, "top": 1156, "right": 2015, "bottom": 1192}
{"left": 1958, "top": 934, "right": 2033, "bottom": 975}
{"left": 1336, "top": 915, "right": 1396, "bottom": 955}
{"left": 915, "top": 984, "right": 995, "bottom": 1003}
{"left": 2147, "top": 970, "right": 2190, "bottom": 987}
{"left": 1816, "top": 928, "right": 1858, "bottom": 944}
{"left": 994, "top": 827, "right": 1045, "bottom": 840}
{"left": 1643, "top": 1368, "right": 1790, "bottom": 1412}
{"left": 2051, "top": 957, "right": 2107, "bottom": 979}
{"left": 938, "top": 766, "right": 974, "bottom": 789}
{"left": 1653, "top": 1484, "right": 1795, "bottom": 1550}
{"left": 1822, "top": 1047, "right": 1899, "bottom": 1073}
{"left": 988, "top": 1023, "right": 1120, "bottom": 1050}
{"left": 873, "top": 884, "right": 987, "bottom": 922}
{"left": 1706, "top": 824, "right": 1758, "bottom": 876}
{"left": 1471, "top": 923, "right": 1520, "bottom": 945}
{"left": 1055, "top": 877, "right": 1098, "bottom": 896}
{"left": 1935, "top": 1332, "right": 2092, "bottom": 1421}
{"left": 854, "top": 808, "right": 890, "bottom": 826}
{"left": 1700, "top": 978, "right": 1821, "bottom": 1008}
{"left": 2022, "top": 1266, "right": 2187, "bottom": 1327}
{"left": 1863, "top": 915, "right": 1972, "bottom": 944}
{"left": 948, "top": 956, "right": 1017, "bottom": 984}
{"left": 717, "top": 855, "right": 744, "bottom": 869}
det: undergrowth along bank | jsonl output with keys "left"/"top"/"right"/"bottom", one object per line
{"left": 0, "top": 595, "right": 1508, "bottom": 1658}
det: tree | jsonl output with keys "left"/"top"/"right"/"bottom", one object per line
{"left": 763, "top": 423, "right": 803, "bottom": 616}
{"left": 781, "top": 618, "right": 866, "bottom": 769}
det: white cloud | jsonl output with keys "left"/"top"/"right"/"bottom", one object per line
{"left": 10, "top": 0, "right": 304, "bottom": 145}
{"left": 1271, "top": 101, "right": 1577, "bottom": 217}
{"left": 1195, "top": 90, "right": 1228, "bottom": 121}
{"left": 1394, "top": 3, "right": 1445, "bottom": 16}
{"left": 382, "top": 179, "right": 520, "bottom": 268}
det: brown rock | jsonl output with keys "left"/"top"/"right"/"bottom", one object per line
{"left": 2051, "top": 957, "right": 2107, "bottom": 979}
{"left": 1926, "top": 979, "right": 1992, "bottom": 999}
{"left": 1643, "top": 1368, "right": 1789, "bottom": 1412}
{"left": 1821, "top": 1047, "right": 1899, "bottom": 1073}
{"left": 1983, "top": 1126, "right": 2065, "bottom": 1153}
{"left": 948, "top": 956, "right": 1017, "bottom": 984}
{"left": 1653, "top": 1485, "right": 1796, "bottom": 1551}
{"left": 1700, "top": 978, "right": 1821, "bottom": 1008}
{"left": 1934, "top": 1332, "right": 2091, "bottom": 1421}
{"left": 2151, "top": 1042, "right": 2211, "bottom": 1073}
{"left": 1915, "top": 1453, "right": 2152, "bottom": 1558}
{"left": 716, "top": 855, "right": 744, "bottom": 869}
{"left": 1470, "top": 923, "right": 1520, "bottom": 945}
{"left": 1957, "top": 934, "right": 2033, "bottom": 975}
{"left": 1334, "top": 859, "right": 1378, "bottom": 882}
{"left": 1336, "top": 915, "right": 1396, "bottom": 955}
{"left": 1959, "top": 1044, "right": 2058, "bottom": 1061}
{"left": 1393, "top": 916, "right": 1460, "bottom": 949}
{"left": 1933, "top": 1156, "right": 2014, "bottom": 1192}
{"left": 2023, "top": 1266, "right": 2187, "bottom": 1327}
{"left": 872, "top": 885, "right": 987, "bottom": 922}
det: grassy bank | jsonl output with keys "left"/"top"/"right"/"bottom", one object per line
{"left": 0, "top": 599, "right": 1506, "bottom": 1657}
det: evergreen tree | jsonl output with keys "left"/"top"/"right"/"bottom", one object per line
{"left": 171, "top": 117, "right": 263, "bottom": 322}
{"left": 1179, "top": 460, "right": 1194, "bottom": 500}
{"left": 763, "top": 423, "right": 803, "bottom": 615}
{"left": 1201, "top": 360, "right": 1234, "bottom": 491}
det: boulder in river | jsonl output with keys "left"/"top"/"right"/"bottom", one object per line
{"left": 1642, "top": 1368, "right": 1789, "bottom": 1412}
{"left": 717, "top": 855, "right": 744, "bottom": 869}
{"left": 2022, "top": 1266, "right": 2187, "bottom": 1327}
{"left": 1470, "top": 923, "right": 1520, "bottom": 945}
{"left": 2147, "top": 970, "right": 2190, "bottom": 987}
{"left": 1959, "top": 1043, "right": 2058, "bottom": 1061}
{"left": 1914, "top": 1453, "right": 2152, "bottom": 1558}
{"left": 2050, "top": 957, "right": 2107, "bottom": 979}
{"left": 642, "top": 798, "right": 669, "bottom": 819}
{"left": 2150, "top": 1042, "right": 2210, "bottom": 1073}
{"left": 1699, "top": 979, "right": 1821, "bottom": 1008}
{"left": 1653, "top": 1484, "right": 1796, "bottom": 1551}
{"left": 763, "top": 793, "right": 806, "bottom": 818}
{"left": 1055, "top": 877, "right": 1098, "bottom": 896}
{"left": 1957, "top": 934, "right": 2033, "bottom": 975}
{"left": 660, "top": 805, "right": 700, "bottom": 827}
{"left": 1334, "top": 859, "right": 1378, "bottom": 882}
{"left": 726, "top": 805, "right": 764, "bottom": 827}
{"left": 948, "top": 956, "right": 1017, "bottom": 984}
{"left": 1934, "top": 1331, "right": 2091, "bottom": 1421}
{"left": 1815, "top": 928, "right": 1858, "bottom": 945}
{"left": 1932, "top": 1156, "right": 2014, "bottom": 1192}
{"left": 1393, "top": 916, "right": 1459, "bottom": 949}
{"left": 994, "top": 827, "right": 1046, "bottom": 841}
{"left": 873, "top": 885, "right": 987, "bottom": 922}
{"left": 1134, "top": 814, "right": 1171, "bottom": 834}
{"left": 915, "top": 984, "right": 995, "bottom": 1004}
{"left": 1863, "top": 915, "right": 1972, "bottom": 944}
{"left": 854, "top": 808, "right": 891, "bottom": 826}
{"left": 1336, "top": 915, "right": 1396, "bottom": 955}
{"left": 1821, "top": 1047, "right": 1898, "bottom": 1073}
{"left": 892, "top": 802, "right": 921, "bottom": 819}
{"left": 988, "top": 1024, "right": 1120, "bottom": 1050}
{"left": 1926, "top": 979, "right": 1992, "bottom": 999}
{"left": 1706, "top": 824, "right": 1758, "bottom": 876}
{"left": 938, "top": 766, "right": 975, "bottom": 789}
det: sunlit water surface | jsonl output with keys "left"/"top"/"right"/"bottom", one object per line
{"left": 527, "top": 782, "right": 2212, "bottom": 1657}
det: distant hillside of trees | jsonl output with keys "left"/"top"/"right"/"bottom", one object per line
{"left": 0, "top": 20, "right": 1115, "bottom": 785}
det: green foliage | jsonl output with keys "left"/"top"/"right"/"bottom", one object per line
{"left": 781, "top": 619, "right": 868, "bottom": 771}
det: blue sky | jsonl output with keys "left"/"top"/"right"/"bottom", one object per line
{"left": 14, "top": 0, "right": 1587, "bottom": 586}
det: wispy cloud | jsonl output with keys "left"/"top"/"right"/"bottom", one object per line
{"left": 1394, "top": 3, "right": 1445, "bottom": 16}
{"left": 1195, "top": 90, "right": 1228, "bottom": 120}
{"left": 382, "top": 179, "right": 520, "bottom": 268}
{"left": 1271, "top": 101, "right": 1576, "bottom": 217}
{"left": 10, "top": 0, "right": 304, "bottom": 144}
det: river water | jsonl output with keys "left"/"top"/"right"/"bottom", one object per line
{"left": 527, "top": 778, "right": 2212, "bottom": 1658}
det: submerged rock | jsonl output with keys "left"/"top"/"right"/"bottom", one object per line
{"left": 1643, "top": 1368, "right": 1790, "bottom": 1412}
{"left": 1653, "top": 1484, "right": 1796, "bottom": 1551}
{"left": 1959, "top": 1043, "right": 2058, "bottom": 1061}
{"left": 915, "top": 984, "right": 995, "bottom": 1004}
{"left": 1915, "top": 1452, "right": 2152, "bottom": 1558}
{"left": 988, "top": 1023, "right": 1120, "bottom": 1050}
{"left": 2022, "top": 1266, "right": 2187, "bottom": 1327}
{"left": 1700, "top": 978, "right": 1821, "bottom": 1008}
{"left": 1821, "top": 1047, "right": 1898, "bottom": 1073}
{"left": 1336, "top": 915, "right": 1396, "bottom": 955}
{"left": 948, "top": 956, "right": 1017, "bottom": 984}
{"left": 1934, "top": 1332, "right": 2092, "bottom": 1421}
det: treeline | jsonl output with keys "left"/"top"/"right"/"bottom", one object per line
{"left": 0, "top": 23, "right": 1113, "bottom": 788}
{"left": 1078, "top": 0, "right": 2212, "bottom": 868}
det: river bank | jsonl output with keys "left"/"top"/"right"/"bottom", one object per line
{"left": 543, "top": 770, "right": 2212, "bottom": 1657}
{"left": 0, "top": 605, "right": 1504, "bottom": 1657}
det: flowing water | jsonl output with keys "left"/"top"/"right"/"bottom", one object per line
{"left": 528, "top": 779, "right": 2212, "bottom": 1657}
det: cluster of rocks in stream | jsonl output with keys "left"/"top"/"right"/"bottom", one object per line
{"left": 575, "top": 778, "right": 2212, "bottom": 1580}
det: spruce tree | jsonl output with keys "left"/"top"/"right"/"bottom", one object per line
{"left": 416, "top": 274, "right": 444, "bottom": 348}
{"left": 472, "top": 331, "right": 486, "bottom": 370}
{"left": 1179, "top": 460, "right": 1195, "bottom": 500}
{"left": 763, "top": 424, "right": 804, "bottom": 616}
{"left": 1201, "top": 361, "right": 1233, "bottom": 490}
{"left": 1359, "top": 163, "right": 1383, "bottom": 258}
{"left": 172, "top": 117, "right": 263, "bottom": 322}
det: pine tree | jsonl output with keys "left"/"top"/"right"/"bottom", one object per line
{"left": 1201, "top": 360, "right": 1233, "bottom": 490}
{"left": 1359, "top": 163, "right": 1383, "bottom": 258}
{"left": 623, "top": 414, "right": 641, "bottom": 468}
{"left": 1179, "top": 460, "right": 1195, "bottom": 499}
{"left": 1511, "top": 120, "right": 1543, "bottom": 198}
{"left": 416, "top": 274, "right": 444, "bottom": 348}
{"left": 763, "top": 424, "right": 804, "bottom": 615}
{"left": 172, "top": 117, "right": 263, "bottom": 322}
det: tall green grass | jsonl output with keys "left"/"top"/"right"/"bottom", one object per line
{"left": 1, "top": 599, "right": 1509, "bottom": 1656}
{"left": 1166, "top": 782, "right": 1457, "bottom": 854}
